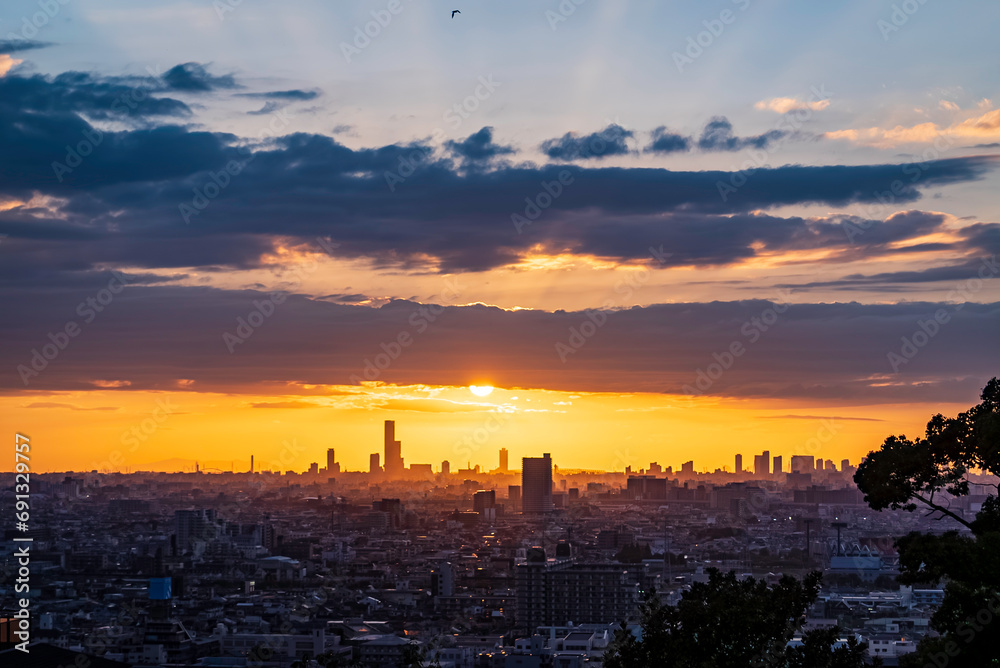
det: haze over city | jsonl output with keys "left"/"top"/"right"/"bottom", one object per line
{"left": 2, "top": 1, "right": 1000, "bottom": 665}
{"left": 3, "top": 0, "right": 999, "bottom": 472}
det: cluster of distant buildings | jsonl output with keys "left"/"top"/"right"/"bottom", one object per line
{"left": 4, "top": 419, "right": 992, "bottom": 666}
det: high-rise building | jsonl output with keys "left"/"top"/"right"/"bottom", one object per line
{"left": 441, "top": 460, "right": 450, "bottom": 475}
{"left": 326, "top": 448, "right": 339, "bottom": 473}
{"left": 308, "top": 462, "right": 318, "bottom": 475}
{"left": 681, "top": 461, "right": 694, "bottom": 475}
{"left": 383, "top": 420, "right": 404, "bottom": 477}
{"left": 627, "top": 476, "right": 667, "bottom": 500}
{"left": 431, "top": 562, "right": 454, "bottom": 597}
{"left": 473, "top": 489, "right": 496, "bottom": 512}
{"left": 816, "top": 459, "right": 825, "bottom": 472}
{"left": 754, "top": 451, "right": 770, "bottom": 477}
{"left": 825, "top": 459, "right": 836, "bottom": 471}
{"left": 515, "top": 548, "right": 639, "bottom": 628}
{"left": 499, "top": 448, "right": 509, "bottom": 472}
{"left": 521, "top": 454, "right": 554, "bottom": 514}
{"left": 369, "top": 452, "right": 381, "bottom": 473}
{"left": 772, "top": 455, "right": 783, "bottom": 475}
{"left": 174, "top": 509, "right": 218, "bottom": 554}
{"left": 508, "top": 485, "right": 521, "bottom": 510}
{"left": 735, "top": 454, "right": 743, "bottom": 473}
{"left": 648, "top": 462, "right": 662, "bottom": 475}
{"left": 790, "top": 455, "right": 814, "bottom": 474}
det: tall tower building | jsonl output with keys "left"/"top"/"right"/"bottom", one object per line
{"left": 522, "top": 454, "right": 554, "bottom": 514}
{"left": 441, "top": 460, "right": 450, "bottom": 475}
{"left": 499, "top": 448, "right": 509, "bottom": 472}
{"left": 772, "top": 455, "right": 783, "bottom": 475}
{"left": 327, "top": 448, "right": 337, "bottom": 473}
{"left": 369, "top": 453, "right": 381, "bottom": 473}
{"left": 754, "top": 451, "right": 770, "bottom": 477}
{"left": 383, "top": 420, "right": 404, "bottom": 477}
{"left": 735, "top": 454, "right": 743, "bottom": 473}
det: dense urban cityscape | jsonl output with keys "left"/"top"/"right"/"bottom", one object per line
{"left": 4, "top": 417, "right": 995, "bottom": 666}
{"left": 4, "top": 0, "right": 1000, "bottom": 665}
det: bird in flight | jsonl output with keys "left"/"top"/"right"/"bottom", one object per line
{"left": 452, "top": 10, "right": 460, "bottom": 18}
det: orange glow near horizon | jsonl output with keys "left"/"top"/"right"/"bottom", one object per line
{"left": 2, "top": 384, "right": 965, "bottom": 475}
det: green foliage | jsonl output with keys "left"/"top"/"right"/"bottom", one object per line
{"left": 603, "top": 570, "right": 873, "bottom": 668}
{"left": 855, "top": 378, "right": 1000, "bottom": 666}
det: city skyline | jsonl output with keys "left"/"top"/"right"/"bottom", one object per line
{"left": 70, "top": 417, "right": 860, "bottom": 477}
{"left": 1, "top": 1, "right": 999, "bottom": 476}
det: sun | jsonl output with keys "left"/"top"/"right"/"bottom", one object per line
{"left": 469, "top": 385, "right": 494, "bottom": 397}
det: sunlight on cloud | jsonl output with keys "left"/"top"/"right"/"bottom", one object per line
{"left": 0, "top": 55, "right": 23, "bottom": 77}
{"left": 754, "top": 97, "right": 830, "bottom": 114}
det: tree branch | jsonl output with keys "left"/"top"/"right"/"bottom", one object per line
{"left": 912, "top": 494, "right": 974, "bottom": 530}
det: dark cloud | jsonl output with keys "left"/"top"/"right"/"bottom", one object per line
{"left": 162, "top": 63, "right": 239, "bottom": 92}
{"left": 540, "top": 124, "right": 633, "bottom": 160}
{"left": 445, "top": 126, "right": 515, "bottom": 164}
{"left": 0, "top": 67, "right": 996, "bottom": 276}
{"left": 0, "top": 71, "right": 191, "bottom": 122}
{"left": 0, "top": 39, "right": 52, "bottom": 53}
{"left": 239, "top": 89, "right": 321, "bottom": 115}
{"left": 697, "top": 116, "right": 787, "bottom": 152}
{"left": 248, "top": 101, "right": 284, "bottom": 115}
{"left": 237, "top": 89, "right": 320, "bottom": 101}
{"left": 1, "top": 282, "right": 996, "bottom": 404}
{"left": 646, "top": 126, "right": 692, "bottom": 154}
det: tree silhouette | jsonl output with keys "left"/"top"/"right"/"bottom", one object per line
{"left": 604, "top": 570, "right": 873, "bottom": 667}
{"left": 855, "top": 377, "right": 1000, "bottom": 666}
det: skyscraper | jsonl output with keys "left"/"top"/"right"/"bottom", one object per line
{"left": 790, "top": 455, "right": 815, "bottom": 473}
{"left": 327, "top": 448, "right": 338, "bottom": 473}
{"left": 369, "top": 452, "right": 381, "bottom": 473}
{"left": 508, "top": 485, "right": 521, "bottom": 510}
{"left": 735, "top": 454, "right": 743, "bottom": 473}
{"left": 499, "top": 447, "right": 509, "bottom": 472}
{"left": 754, "top": 451, "right": 770, "bottom": 477}
{"left": 772, "top": 455, "right": 783, "bottom": 475}
{"left": 521, "top": 454, "right": 554, "bottom": 514}
{"left": 441, "top": 460, "right": 450, "bottom": 475}
{"left": 383, "top": 420, "right": 404, "bottom": 477}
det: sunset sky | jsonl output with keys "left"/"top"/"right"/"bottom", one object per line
{"left": 2, "top": 0, "right": 999, "bottom": 473}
